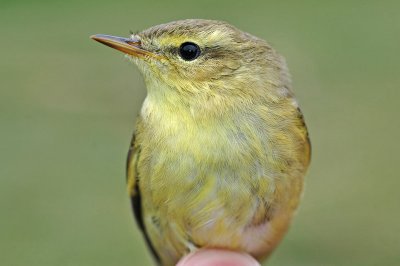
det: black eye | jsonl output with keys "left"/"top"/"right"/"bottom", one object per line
{"left": 179, "top": 42, "right": 201, "bottom": 61}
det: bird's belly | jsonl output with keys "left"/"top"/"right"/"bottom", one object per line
{"left": 139, "top": 148, "right": 295, "bottom": 264}
{"left": 137, "top": 111, "right": 305, "bottom": 264}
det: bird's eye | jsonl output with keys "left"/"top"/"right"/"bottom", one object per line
{"left": 179, "top": 42, "right": 201, "bottom": 61}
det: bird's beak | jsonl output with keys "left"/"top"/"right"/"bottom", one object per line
{"left": 90, "top": 34, "right": 159, "bottom": 59}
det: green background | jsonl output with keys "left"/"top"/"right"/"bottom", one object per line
{"left": 1, "top": 0, "right": 399, "bottom": 265}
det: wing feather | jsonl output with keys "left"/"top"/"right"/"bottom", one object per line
{"left": 126, "top": 133, "right": 161, "bottom": 263}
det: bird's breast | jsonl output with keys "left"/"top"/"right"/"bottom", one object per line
{"left": 135, "top": 96, "right": 308, "bottom": 261}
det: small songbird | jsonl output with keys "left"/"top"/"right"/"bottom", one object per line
{"left": 91, "top": 19, "right": 310, "bottom": 266}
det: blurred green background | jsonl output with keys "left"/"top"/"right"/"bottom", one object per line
{"left": 1, "top": 0, "right": 399, "bottom": 265}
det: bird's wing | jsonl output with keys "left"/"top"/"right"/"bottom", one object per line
{"left": 126, "top": 133, "right": 161, "bottom": 264}
{"left": 296, "top": 106, "right": 312, "bottom": 167}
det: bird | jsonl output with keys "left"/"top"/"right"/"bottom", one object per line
{"left": 91, "top": 19, "right": 311, "bottom": 266}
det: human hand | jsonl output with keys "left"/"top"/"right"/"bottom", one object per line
{"left": 176, "top": 249, "right": 260, "bottom": 266}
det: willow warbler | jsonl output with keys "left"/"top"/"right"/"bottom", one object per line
{"left": 91, "top": 19, "right": 310, "bottom": 266}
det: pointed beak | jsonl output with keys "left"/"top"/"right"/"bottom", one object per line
{"left": 90, "top": 34, "right": 159, "bottom": 59}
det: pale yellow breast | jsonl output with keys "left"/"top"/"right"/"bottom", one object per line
{"left": 134, "top": 94, "right": 309, "bottom": 265}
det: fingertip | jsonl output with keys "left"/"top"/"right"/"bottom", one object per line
{"left": 177, "top": 249, "right": 260, "bottom": 266}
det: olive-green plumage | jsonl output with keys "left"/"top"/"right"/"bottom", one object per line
{"left": 93, "top": 19, "right": 310, "bottom": 266}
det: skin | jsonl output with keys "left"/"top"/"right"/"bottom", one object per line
{"left": 177, "top": 249, "right": 260, "bottom": 266}
{"left": 92, "top": 19, "right": 310, "bottom": 266}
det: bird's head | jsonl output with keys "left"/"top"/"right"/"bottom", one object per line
{"left": 91, "top": 19, "right": 289, "bottom": 108}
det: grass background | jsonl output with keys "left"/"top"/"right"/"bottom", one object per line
{"left": 1, "top": 0, "right": 399, "bottom": 265}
